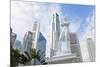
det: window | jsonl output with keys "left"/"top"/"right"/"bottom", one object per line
{"left": 33, "top": 32, "right": 36, "bottom": 41}
{"left": 33, "top": 23, "right": 37, "bottom": 31}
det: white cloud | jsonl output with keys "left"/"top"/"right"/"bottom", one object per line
{"left": 79, "top": 13, "right": 95, "bottom": 62}
{"left": 79, "top": 13, "right": 95, "bottom": 41}
{"left": 69, "top": 18, "right": 82, "bottom": 32}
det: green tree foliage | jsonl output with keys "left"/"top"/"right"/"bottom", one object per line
{"left": 30, "top": 48, "right": 47, "bottom": 65}
{"left": 11, "top": 48, "right": 31, "bottom": 66}
{"left": 11, "top": 48, "right": 47, "bottom": 66}
{"left": 11, "top": 48, "right": 20, "bottom": 66}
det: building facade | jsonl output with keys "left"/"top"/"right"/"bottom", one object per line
{"left": 50, "top": 13, "right": 60, "bottom": 57}
{"left": 69, "top": 33, "right": 83, "bottom": 62}
{"left": 14, "top": 40, "right": 22, "bottom": 51}
{"left": 10, "top": 28, "right": 17, "bottom": 48}
{"left": 46, "top": 13, "right": 83, "bottom": 64}
{"left": 87, "top": 38, "right": 95, "bottom": 62}
{"left": 47, "top": 13, "right": 83, "bottom": 64}
{"left": 22, "top": 22, "right": 46, "bottom": 65}
{"left": 59, "top": 18, "right": 71, "bottom": 55}
{"left": 37, "top": 32, "right": 46, "bottom": 64}
{"left": 32, "top": 22, "right": 40, "bottom": 49}
{"left": 31, "top": 22, "right": 46, "bottom": 65}
{"left": 23, "top": 31, "right": 33, "bottom": 54}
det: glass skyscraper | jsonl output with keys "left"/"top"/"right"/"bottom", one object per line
{"left": 23, "top": 31, "right": 33, "bottom": 53}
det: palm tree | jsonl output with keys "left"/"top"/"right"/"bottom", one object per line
{"left": 11, "top": 48, "right": 31, "bottom": 66}
{"left": 11, "top": 48, "right": 20, "bottom": 66}
{"left": 18, "top": 54, "right": 29, "bottom": 65}
{"left": 30, "top": 48, "right": 47, "bottom": 65}
{"left": 30, "top": 48, "right": 38, "bottom": 65}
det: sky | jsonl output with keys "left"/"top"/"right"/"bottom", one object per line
{"left": 11, "top": 1, "right": 95, "bottom": 61}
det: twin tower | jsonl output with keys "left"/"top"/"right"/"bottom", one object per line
{"left": 50, "top": 13, "right": 71, "bottom": 57}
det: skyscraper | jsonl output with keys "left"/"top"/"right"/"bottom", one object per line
{"left": 31, "top": 22, "right": 46, "bottom": 65}
{"left": 87, "top": 38, "right": 95, "bottom": 62}
{"left": 46, "top": 13, "right": 81, "bottom": 64}
{"left": 59, "top": 18, "right": 71, "bottom": 54}
{"left": 32, "top": 22, "right": 40, "bottom": 49}
{"left": 22, "top": 31, "right": 33, "bottom": 66}
{"left": 23, "top": 31, "right": 33, "bottom": 53}
{"left": 69, "top": 33, "right": 83, "bottom": 62}
{"left": 14, "top": 40, "right": 22, "bottom": 51}
{"left": 50, "top": 12, "right": 60, "bottom": 57}
{"left": 37, "top": 32, "right": 46, "bottom": 64}
{"left": 10, "top": 29, "right": 17, "bottom": 48}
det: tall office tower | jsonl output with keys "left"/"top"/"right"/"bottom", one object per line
{"left": 37, "top": 32, "right": 46, "bottom": 64}
{"left": 87, "top": 38, "right": 95, "bottom": 62}
{"left": 10, "top": 30, "right": 17, "bottom": 48}
{"left": 59, "top": 18, "right": 71, "bottom": 54}
{"left": 31, "top": 32, "right": 46, "bottom": 65}
{"left": 14, "top": 40, "right": 22, "bottom": 51}
{"left": 32, "top": 22, "right": 40, "bottom": 49}
{"left": 69, "top": 33, "right": 83, "bottom": 62}
{"left": 23, "top": 31, "right": 33, "bottom": 53}
{"left": 30, "top": 22, "right": 46, "bottom": 65}
{"left": 50, "top": 12, "right": 60, "bottom": 57}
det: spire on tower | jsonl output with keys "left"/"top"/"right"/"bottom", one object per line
{"left": 64, "top": 17, "right": 67, "bottom": 22}
{"left": 61, "top": 17, "right": 69, "bottom": 27}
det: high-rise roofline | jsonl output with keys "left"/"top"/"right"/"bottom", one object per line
{"left": 61, "top": 17, "right": 69, "bottom": 27}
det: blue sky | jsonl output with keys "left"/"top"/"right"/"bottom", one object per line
{"left": 60, "top": 4, "right": 95, "bottom": 38}
{"left": 61, "top": 4, "right": 94, "bottom": 18}
{"left": 11, "top": 1, "right": 95, "bottom": 61}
